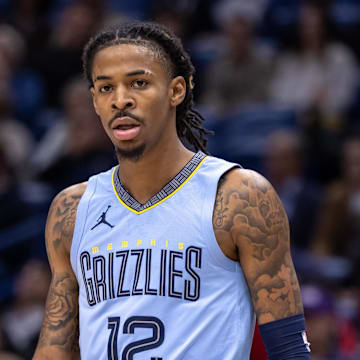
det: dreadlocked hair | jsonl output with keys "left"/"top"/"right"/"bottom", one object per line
{"left": 82, "top": 21, "right": 212, "bottom": 153}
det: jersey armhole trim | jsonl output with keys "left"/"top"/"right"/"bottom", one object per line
{"left": 70, "top": 178, "right": 98, "bottom": 278}
{"left": 202, "top": 163, "right": 241, "bottom": 272}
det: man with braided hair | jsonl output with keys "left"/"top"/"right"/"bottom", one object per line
{"left": 34, "top": 21, "right": 310, "bottom": 360}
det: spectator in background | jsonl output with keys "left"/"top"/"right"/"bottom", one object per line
{"left": 0, "top": 144, "right": 31, "bottom": 231}
{"left": 302, "top": 284, "right": 339, "bottom": 360}
{"left": 8, "top": 0, "right": 51, "bottom": 55}
{"left": 0, "top": 260, "right": 50, "bottom": 359}
{"left": 312, "top": 136, "right": 360, "bottom": 279}
{"left": 0, "top": 24, "right": 44, "bottom": 134}
{"left": 199, "top": 0, "right": 274, "bottom": 113}
{"left": 0, "top": 78, "right": 35, "bottom": 178}
{"left": 302, "top": 284, "right": 360, "bottom": 359}
{"left": 151, "top": 2, "right": 189, "bottom": 40}
{"left": 30, "top": 77, "right": 114, "bottom": 191}
{"left": 0, "top": 328, "right": 22, "bottom": 360}
{"left": 33, "top": 1, "right": 101, "bottom": 108}
{"left": 270, "top": 1, "right": 358, "bottom": 119}
{"left": 264, "top": 129, "right": 322, "bottom": 250}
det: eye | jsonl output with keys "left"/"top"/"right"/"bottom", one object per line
{"left": 99, "top": 85, "right": 113, "bottom": 93}
{"left": 132, "top": 79, "right": 148, "bottom": 88}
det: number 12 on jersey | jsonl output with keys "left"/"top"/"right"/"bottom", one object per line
{"left": 108, "top": 316, "right": 165, "bottom": 360}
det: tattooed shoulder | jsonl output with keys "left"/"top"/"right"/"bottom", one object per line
{"left": 213, "top": 169, "right": 303, "bottom": 323}
{"left": 46, "top": 182, "right": 87, "bottom": 255}
{"left": 213, "top": 174, "right": 229, "bottom": 229}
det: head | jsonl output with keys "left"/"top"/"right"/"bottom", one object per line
{"left": 265, "top": 129, "right": 303, "bottom": 186}
{"left": 82, "top": 21, "right": 210, "bottom": 161}
{"left": 52, "top": 2, "right": 99, "bottom": 50}
{"left": 342, "top": 136, "right": 360, "bottom": 189}
{"left": 0, "top": 24, "right": 25, "bottom": 69}
{"left": 299, "top": 2, "right": 329, "bottom": 51}
{"left": 0, "top": 80, "right": 13, "bottom": 118}
{"left": 214, "top": 0, "right": 264, "bottom": 60}
{"left": 14, "top": 259, "right": 51, "bottom": 306}
{"left": 302, "top": 284, "right": 337, "bottom": 357}
{"left": 0, "top": 143, "right": 14, "bottom": 193}
{"left": 61, "top": 77, "right": 111, "bottom": 155}
{"left": 152, "top": 3, "right": 188, "bottom": 40}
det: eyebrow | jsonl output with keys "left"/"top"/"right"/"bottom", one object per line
{"left": 94, "top": 75, "right": 112, "bottom": 82}
{"left": 94, "top": 70, "right": 152, "bottom": 83}
{"left": 126, "top": 69, "right": 152, "bottom": 77}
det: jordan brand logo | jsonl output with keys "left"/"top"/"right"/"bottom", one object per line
{"left": 91, "top": 205, "right": 114, "bottom": 230}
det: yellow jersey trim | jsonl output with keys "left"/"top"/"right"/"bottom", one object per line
{"left": 112, "top": 156, "right": 207, "bottom": 215}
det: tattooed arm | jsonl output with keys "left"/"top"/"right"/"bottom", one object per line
{"left": 213, "top": 169, "right": 303, "bottom": 324}
{"left": 33, "top": 183, "right": 87, "bottom": 360}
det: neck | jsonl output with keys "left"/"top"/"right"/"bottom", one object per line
{"left": 118, "top": 139, "right": 195, "bottom": 204}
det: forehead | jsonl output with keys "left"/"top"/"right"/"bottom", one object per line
{"left": 92, "top": 44, "right": 169, "bottom": 80}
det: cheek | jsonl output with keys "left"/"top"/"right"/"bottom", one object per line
{"left": 94, "top": 99, "right": 110, "bottom": 122}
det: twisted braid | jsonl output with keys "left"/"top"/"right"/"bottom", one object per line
{"left": 82, "top": 21, "right": 212, "bottom": 153}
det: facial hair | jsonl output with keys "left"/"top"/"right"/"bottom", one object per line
{"left": 115, "top": 143, "right": 146, "bottom": 162}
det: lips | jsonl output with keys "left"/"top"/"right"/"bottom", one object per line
{"left": 111, "top": 117, "right": 141, "bottom": 141}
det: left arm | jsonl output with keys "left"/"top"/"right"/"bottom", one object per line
{"left": 213, "top": 168, "right": 310, "bottom": 358}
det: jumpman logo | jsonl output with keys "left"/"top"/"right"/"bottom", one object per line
{"left": 91, "top": 205, "right": 114, "bottom": 230}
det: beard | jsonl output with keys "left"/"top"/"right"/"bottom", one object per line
{"left": 115, "top": 143, "right": 146, "bottom": 162}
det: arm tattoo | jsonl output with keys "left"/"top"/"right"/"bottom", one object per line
{"left": 52, "top": 193, "right": 82, "bottom": 250}
{"left": 38, "top": 273, "right": 79, "bottom": 351}
{"left": 37, "top": 187, "right": 84, "bottom": 354}
{"left": 214, "top": 176, "right": 228, "bottom": 228}
{"left": 214, "top": 172, "right": 303, "bottom": 323}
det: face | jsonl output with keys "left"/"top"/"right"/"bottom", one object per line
{"left": 300, "top": 6, "right": 324, "bottom": 47}
{"left": 226, "top": 17, "right": 253, "bottom": 57}
{"left": 344, "top": 139, "right": 360, "bottom": 186}
{"left": 90, "top": 44, "right": 186, "bottom": 161}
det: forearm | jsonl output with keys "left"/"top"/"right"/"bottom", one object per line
{"left": 33, "top": 347, "right": 80, "bottom": 360}
{"left": 34, "top": 186, "right": 84, "bottom": 359}
{"left": 33, "top": 272, "right": 80, "bottom": 359}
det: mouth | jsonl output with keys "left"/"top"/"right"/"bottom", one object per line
{"left": 111, "top": 117, "right": 141, "bottom": 141}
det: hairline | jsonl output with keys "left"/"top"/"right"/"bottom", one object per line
{"left": 88, "top": 38, "right": 175, "bottom": 87}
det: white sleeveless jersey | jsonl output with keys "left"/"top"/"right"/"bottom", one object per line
{"left": 70, "top": 152, "right": 256, "bottom": 359}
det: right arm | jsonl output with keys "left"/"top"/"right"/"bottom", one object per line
{"left": 33, "top": 183, "right": 87, "bottom": 360}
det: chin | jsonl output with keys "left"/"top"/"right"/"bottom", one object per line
{"left": 115, "top": 143, "right": 146, "bottom": 162}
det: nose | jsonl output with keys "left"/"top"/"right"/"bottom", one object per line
{"left": 111, "top": 86, "right": 135, "bottom": 110}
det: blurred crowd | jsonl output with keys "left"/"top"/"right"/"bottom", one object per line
{"left": 0, "top": 0, "right": 359, "bottom": 358}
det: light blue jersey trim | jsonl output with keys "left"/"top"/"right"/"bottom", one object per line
{"left": 70, "top": 176, "right": 100, "bottom": 278}
{"left": 201, "top": 157, "right": 240, "bottom": 271}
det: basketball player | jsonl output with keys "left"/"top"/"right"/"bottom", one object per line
{"left": 33, "top": 22, "right": 310, "bottom": 359}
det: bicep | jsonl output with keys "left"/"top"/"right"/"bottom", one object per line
{"left": 238, "top": 172, "right": 303, "bottom": 324}
{"left": 219, "top": 169, "right": 304, "bottom": 325}
{"left": 34, "top": 187, "right": 84, "bottom": 358}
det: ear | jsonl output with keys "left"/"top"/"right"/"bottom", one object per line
{"left": 169, "top": 76, "right": 186, "bottom": 107}
{"left": 90, "top": 87, "right": 100, "bottom": 116}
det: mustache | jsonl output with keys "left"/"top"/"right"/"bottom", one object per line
{"left": 109, "top": 110, "right": 143, "bottom": 127}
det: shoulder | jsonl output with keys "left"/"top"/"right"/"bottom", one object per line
{"left": 52, "top": 182, "right": 88, "bottom": 204}
{"left": 216, "top": 167, "right": 277, "bottom": 210}
{"left": 326, "top": 42, "right": 357, "bottom": 63}
{"left": 219, "top": 167, "right": 271, "bottom": 188}
{"left": 216, "top": 167, "right": 282, "bottom": 216}
{"left": 46, "top": 182, "right": 88, "bottom": 254}
{"left": 214, "top": 168, "right": 287, "bottom": 259}
{"left": 48, "top": 182, "right": 88, "bottom": 224}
